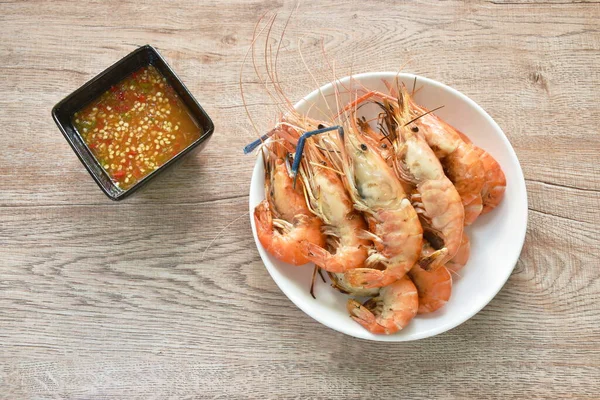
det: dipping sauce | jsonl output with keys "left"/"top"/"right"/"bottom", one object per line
{"left": 73, "top": 65, "right": 202, "bottom": 190}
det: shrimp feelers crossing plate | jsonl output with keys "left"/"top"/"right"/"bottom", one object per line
{"left": 249, "top": 72, "right": 528, "bottom": 341}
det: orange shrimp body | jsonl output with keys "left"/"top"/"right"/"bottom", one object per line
{"left": 347, "top": 275, "right": 418, "bottom": 334}
{"left": 320, "top": 122, "right": 422, "bottom": 289}
{"left": 300, "top": 164, "right": 370, "bottom": 272}
{"left": 403, "top": 241, "right": 452, "bottom": 314}
{"left": 329, "top": 272, "right": 380, "bottom": 297}
{"left": 406, "top": 96, "right": 486, "bottom": 225}
{"left": 408, "top": 264, "right": 452, "bottom": 314}
{"left": 456, "top": 131, "right": 506, "bottom": 215}
{"left": 479, "top": 150, "right": 506, "bottom": 214}
{"left": 281, "top": 119, "right": 370, "bottom": 273}
{"left": 362, "top": 88, "right": 464, "bottom": 269}
{"left": 254, "top": 142, "right": 325, "bottom": 265}
{"left": 349, "top": 202, "right": 423, "bottom": 287}
{"left": 445, "top": 231, "right": 470, "bottom": 274}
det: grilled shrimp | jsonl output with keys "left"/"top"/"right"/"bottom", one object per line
{"left": 313, "top": 119, "right": 422, "bottom": 289}
{"left": 401, "top": 90, "right": 486, "bottom": 225}
{"left": 254, "top": 139, "right": 325, "bottom": 265}
{"left": 282, "top": 120, "right": 370, "bottom": 273}
{"left": 456, "top": 131, "right": 506, "bottom": 215}
{"left": 367, "top": 86, "right": 465, "bottom": 269}
{"left": 347, "top": 275, "right": 418, "bottom": 334}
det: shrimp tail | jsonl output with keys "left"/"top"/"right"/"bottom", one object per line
{"left": 254, "top": 199, "right": 323, "bottom": 266}
{"left": 301, "top": 241, "right": 338, "bottom": 270}
{"left": 419, "top": 248, "right": 448, "bottom": 271}
{"left": 409, "top": 265, "right": 452, "bottom": 314}
{"left": 300, "top": 241, "right": 366, "bottom": 273}
{"left": 254, "top": 200, "right": 299, "bottom": 264}
{"left": 343, "top": 268, "right": 396, "bottom": 289}
{"left": 347, "top": 276, "right": 418, "bottom": 334}
{"left": 347, "top": 299, "right": 386, "bottom": 334}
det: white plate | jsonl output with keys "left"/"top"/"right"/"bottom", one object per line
{"left": 248, "top": 72, "right": 528, "bottom": 341}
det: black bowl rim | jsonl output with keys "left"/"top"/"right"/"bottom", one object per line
{"left": 51, "top": 44, "right": 214, "bottom": 201}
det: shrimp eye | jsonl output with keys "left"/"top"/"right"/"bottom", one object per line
{"left": 318, "top": 124, "right": 325, "bottom": 129}
{"left": 381, "top": 143, "right": 387, "bottom": 149}
{"left": 360, "top": 143, "right": 368, "bottom": 151}
{"left": 321, "top": 161, "right": 326, "bottom": 166}
{"left": 411, "top": 126, "right": 419, "bottom": 133}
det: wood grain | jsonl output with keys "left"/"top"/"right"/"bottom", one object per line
{"left": 1, "top": 0, "right": 599, "bottom": 398}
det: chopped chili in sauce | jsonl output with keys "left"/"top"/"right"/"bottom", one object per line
{"left": 73, "top": 65, "right": 202, "bottom": 190}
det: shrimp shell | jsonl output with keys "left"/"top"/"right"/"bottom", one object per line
{"left": 254, "top": 143, "right": 325, "bottom": 265}
{"left": 356, "top": 89, "right": 464, "bottom": 267}
{"left": 445, "top": 231, "right": 470, "bottom": 274}
{"left": 455, "top": 131, "right": 506, "bottom": 215}
{"left": 347, "top": 275, "right": 418, "bottom": 334}
{"left": 403, "top": 92, "right": 486, "bottom": 225}
{"left": 408, "top": 264, "right": 452, "bottom": 314}
{"left": 318, "top": 119, "right": 422, "bottom": 288}
{"left": 280, "top": 118, "right": 370, "bottom": 273}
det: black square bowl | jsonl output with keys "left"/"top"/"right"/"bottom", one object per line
{"left": 52, "top": 45, "right": 214, "bottom": 200}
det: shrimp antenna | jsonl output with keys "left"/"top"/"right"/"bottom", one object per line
{"left": 403, "top": 105, "right": 445, "bottom": 126}
{"left": 249, "top": 10, "right": 298, "bottom": 127}
{"left": 298, "top": 37, "right": 337, "bottom": 122}
{"left": 320, "top": 38, "right": 355, "bottom": 105}
{"left": 291, "top": 125, "right": 344, "bottom": 186}
{"left": 394, "top": 74, "right": 403, "bottom": 109}
{"left": 242, "top": 9, "right": 303, "bottom": 154}
{"left": 240, "top": 12, "right": 277, "bottom": 139}
{"left": 272, "top": 3, "right": 298, "bottom": 110}
{"left": 263, "top": 7, "right": 315, "bottom": 120}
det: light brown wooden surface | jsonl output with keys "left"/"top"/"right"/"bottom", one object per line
{"left": 1, "top": 1, "right": 599, "bottom": 399}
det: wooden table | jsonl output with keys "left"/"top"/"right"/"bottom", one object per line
{"left": 2, "top": 1, "right": 599, "bottom": 398}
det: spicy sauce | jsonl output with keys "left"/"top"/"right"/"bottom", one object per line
{"left": 73, "top": 65, "right": 202, "bottom": 190}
